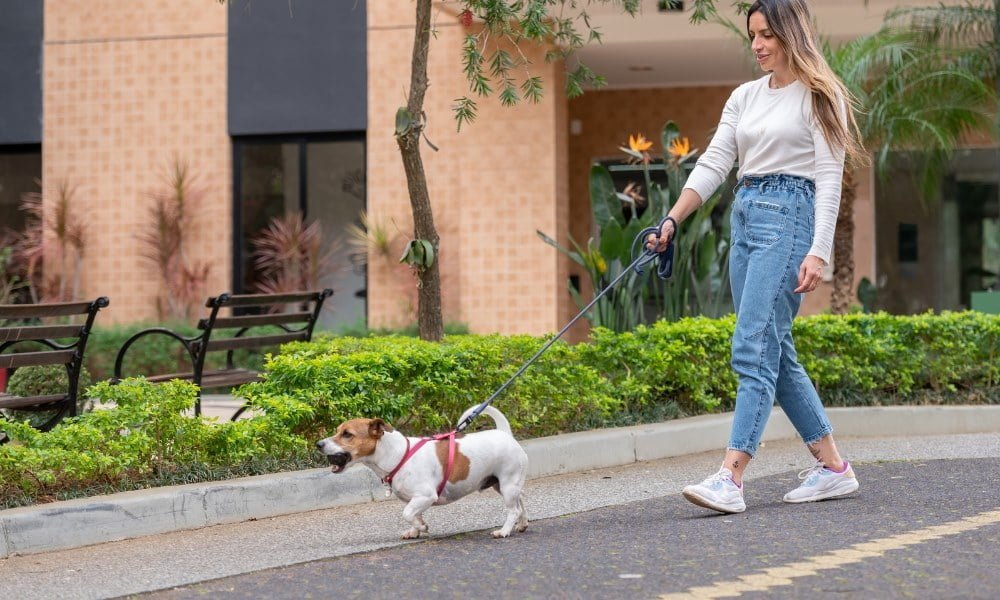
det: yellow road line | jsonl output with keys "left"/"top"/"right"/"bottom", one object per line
{"left": 660, "top": 508, "right": 1000, "bottom": 599}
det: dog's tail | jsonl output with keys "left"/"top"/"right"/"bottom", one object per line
{"left": 457, "top": 405, "right": 513, "bottom": 436}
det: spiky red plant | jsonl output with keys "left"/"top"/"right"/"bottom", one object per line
{"left": 250, "top": 212, "right": 340, "bottom": 304}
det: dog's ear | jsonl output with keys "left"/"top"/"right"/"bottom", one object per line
{"left": 369, "top": 418, "right": 393, "bottom": 437}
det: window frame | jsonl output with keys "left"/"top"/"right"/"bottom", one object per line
{"left": 231, "top": 132, "right": 366, "bottom": 296}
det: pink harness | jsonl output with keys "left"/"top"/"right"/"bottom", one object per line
{"left": 382, "top": 431, "right": 457, "bottom": 497}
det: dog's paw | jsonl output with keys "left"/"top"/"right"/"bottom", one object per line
{"left": 515, "top": 523, "right": 528, "bottom": 533}
{"left": 491, "top": 529, "right": 512, "bottom": 539}
{"left": 401, "top": 529, "right": 422, "bottom": 540}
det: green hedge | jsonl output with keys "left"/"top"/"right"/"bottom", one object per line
{"left": 1, "top": 311, "right": 996, "bottom": 508}
{"left": 241, "top": 311, "right": 998, "bottom": 441}
{"left": 0, "top": 379, "right": 310, "bottom": 507}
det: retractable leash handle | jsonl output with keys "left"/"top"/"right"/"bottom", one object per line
{"left": 634, "top": 216, "right": 677, "bottom": 279}
{"left": 455, "top": 217, "right": 677, "bottom": 433}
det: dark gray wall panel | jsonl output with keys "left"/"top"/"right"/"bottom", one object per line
{"left": 0, "top": 1, "right": 43, "bottom": 144}
{"left": 228, "top": 0, "right": 366, "bottom": 135}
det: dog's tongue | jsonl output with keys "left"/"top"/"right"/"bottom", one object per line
{"left": 330, "top": 464, "right": 342, "bottom": 473}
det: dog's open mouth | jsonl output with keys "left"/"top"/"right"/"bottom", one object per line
{"left": 327, "top": 452, "right": 351, "bottom": 473}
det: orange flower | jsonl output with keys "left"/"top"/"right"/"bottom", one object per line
{"left": 668, "top": 136, "right": 690, "bottom": 159}
{"left": 628, "top": 133, "right": 653, "bottom": 153}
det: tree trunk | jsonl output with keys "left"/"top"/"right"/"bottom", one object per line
{"left": 830, "top": 168, "right": 857, "bottom": 314}
{"left": 397, "top": 0, "right": 444, "bottom": 341}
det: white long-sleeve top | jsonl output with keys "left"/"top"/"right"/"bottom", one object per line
{"left": 683, "top": 75, "right": 846, "bottom": 263}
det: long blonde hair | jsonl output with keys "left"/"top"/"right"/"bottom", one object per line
{"left": 747, "top": 0, "right": 868, "bottom": 167}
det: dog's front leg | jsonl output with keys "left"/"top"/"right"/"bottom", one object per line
{"left": 401, "top": 494, "right": 436, "bottom": 539}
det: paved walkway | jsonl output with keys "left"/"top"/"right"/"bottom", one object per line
{"left": 150, "top": 458, "right": 1000, "bottom": 599}
{"left": 1, "top": 432, "right": 996, "bottom": 599}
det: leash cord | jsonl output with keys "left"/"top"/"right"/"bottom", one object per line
{"left": 455, "top": 217, "right": 676, "bottom": 433}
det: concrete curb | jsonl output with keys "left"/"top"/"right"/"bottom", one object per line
{"left": 2, "top": 405, "right": 998, "bottom": 558}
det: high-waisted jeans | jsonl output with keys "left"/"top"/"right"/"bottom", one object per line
{"left": 727, "top": 173, "right": 833, "bottom": 457}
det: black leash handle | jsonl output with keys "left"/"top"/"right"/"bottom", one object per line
{"left": 455, "top": 217, "right": 677, "bottom": 432}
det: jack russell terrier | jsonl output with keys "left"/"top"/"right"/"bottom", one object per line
{"left": 315, "top": 405, "right": 529, "bottom": 539}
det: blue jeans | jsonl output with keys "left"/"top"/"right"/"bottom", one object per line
{"left": 727, "top": 173, "right": 833, "bottom": 457}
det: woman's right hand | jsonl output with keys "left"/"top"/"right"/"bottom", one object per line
{"left": 645, "top": 218, "right": 676, "bottom": 253}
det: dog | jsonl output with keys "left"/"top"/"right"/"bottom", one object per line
{"left": 315, "top": 405, "right": 529, "bottom": 539}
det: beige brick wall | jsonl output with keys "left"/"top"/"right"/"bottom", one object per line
{"left": 367, "top": 1, "right": 568, "bottom": 335}
{"left": 43, "top": 0, "right": 230, "bottom": 324}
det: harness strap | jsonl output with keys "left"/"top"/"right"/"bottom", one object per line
{"left": 382, "top": 431, "right": 457, "bottom": 498}
{"left": 441, "top": 431, "right": 456, "bottom": 497}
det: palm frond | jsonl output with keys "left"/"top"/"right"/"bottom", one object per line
{"left": 885, "top": 2, "right": 996, "bottom": 47}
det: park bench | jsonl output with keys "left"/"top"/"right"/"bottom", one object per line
{"left": 113, "top": 289, "right": 332, "bottom": 419}
{"left": 0, "top": 297, "right": 110, "bottom": 437}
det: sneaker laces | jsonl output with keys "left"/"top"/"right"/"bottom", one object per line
{"left": 797, "top": 460, "right": 826, "bottom": 482}
{"left": 702, "top": 468, "right": 735, "bottom": 486}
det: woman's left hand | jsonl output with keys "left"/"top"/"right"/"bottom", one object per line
{"left": 794, "top": 255, "right": 827, "bottom": 294}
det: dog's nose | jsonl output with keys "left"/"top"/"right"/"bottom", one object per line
{"left": 315, "top": 440, "right": 324, "bottom": 449}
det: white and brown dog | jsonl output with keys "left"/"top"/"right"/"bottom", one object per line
{"left": 315, "top": 405, "right": 529, "bottom": 539}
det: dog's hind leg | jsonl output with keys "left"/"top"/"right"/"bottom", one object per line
{"left": 492, "top": 478, "right": 526, "bottom": 538}
{"left": 401, "top": 495, "right": 435, "bottom": 539}
{"left": 515, "top": 496, "right": 528, "bottom": 533}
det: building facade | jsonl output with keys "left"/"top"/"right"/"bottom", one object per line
{"left": 1, "top": 0, "right": 996, "bottom": 333}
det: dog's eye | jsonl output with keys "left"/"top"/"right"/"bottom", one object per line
{"left": 341, "top": 431, "right": 353, "bottom": 439}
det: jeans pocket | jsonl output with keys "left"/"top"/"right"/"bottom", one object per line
{"left": 743, "top": 200, "right": 788, "bottom": 245}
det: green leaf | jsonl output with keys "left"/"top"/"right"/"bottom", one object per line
{"left": 599, "top": 219, "right": 626, "bottom": 262}
{"left": 395, "top": 108, "right": 413, "bottom": 137}
{"left": 419, "top": 240, "right": 435, "bottom": 268}
{"left": 696, "top": 231, "right": 717, "bottom": 280}
{"left": 589, "top": 166, "right": 623, "bottom": 229}
{"left": 661, "top": 121, "right": 680, "bottom": 157}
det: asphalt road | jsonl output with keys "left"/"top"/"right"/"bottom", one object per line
{"left": 141, "top": 457, "right": 999, "bottom": 600}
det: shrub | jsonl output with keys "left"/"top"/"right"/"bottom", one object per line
{"left": 242, "top": 311, "right": 998, "bottom": 440}
{"left": 240, "top": 334, "right": 621, "bottom": 440}
{"left": 2, "top": 364, "right": 95, "bottom": 426}
{"left": 0, "top": 378, "right": 309, "bottom": 505}
{"left": 1, "top": 311, "right": 994, "bottom": 508}
{"left": 7, "top": 364, "right": 93, "bottom": 398}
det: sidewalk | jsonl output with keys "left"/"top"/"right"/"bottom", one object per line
{"left": 2, "top": 404, "right": 997, "bottom": 562}
{"left": 1, "top": 429, "right": 997, "bottom": 600}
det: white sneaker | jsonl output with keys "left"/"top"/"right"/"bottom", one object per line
{"left": 783, "top": 460, "right": 860, "bottom": 503}
{"left": 682, "top": 468, "right": 746, "bottom": 514}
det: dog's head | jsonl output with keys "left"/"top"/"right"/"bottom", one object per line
{"left": 315, "top": 418, "right": 393, "bottom": 473}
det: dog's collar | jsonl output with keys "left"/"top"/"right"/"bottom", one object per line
{"left": 382, "top": 431, "right": 457, "bottom": 497}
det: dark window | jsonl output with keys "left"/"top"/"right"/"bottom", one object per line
{"left": 234, "top": 135, "right": 366, "bottom": 330}
{"left": 898, "top": 223, "right": 918, "bottom": 263}
{"left": 596, "top": 159, "right": 734, "bottom": 226}
{"left": 0, "top": 1, "right": 42, "bottom": 145}
{"left": 598, "top": 161, "right": 671, "bottom": 223}
{"left": 0, "top": 145, "right": 41, "bottom": 235}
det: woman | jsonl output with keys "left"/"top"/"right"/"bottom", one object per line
{"left": 646, "top": 0, "right": 867, "bottom": 513}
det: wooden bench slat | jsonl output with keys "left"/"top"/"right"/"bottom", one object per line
{"left": 0, "top": 349, "right": 76, "bottom": 369}
{"left": 204, "top": 332, "right": 307, "bottom": 353}
{"left": 0, "top": 325, "right": 84, "bottom": 343}
{"left": 0, "top": 301, "right": 96, "bottom": 318}
{"left": 142, "top": 369, "right": 260, "bottom": 388}
{"left": 214, "top": 292, "right": 321, "bottom": 308}
{"left": 200, "top": 369, "right": 261, "bottom": 388}
{"left": 143, "top": 372, "right": 197, "bottom": 383}
{"left": 0, "top": 393, "right": 67, "bottom": 410}
{"left": 199, "top": 312, "right": 312, "bottom": 330}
